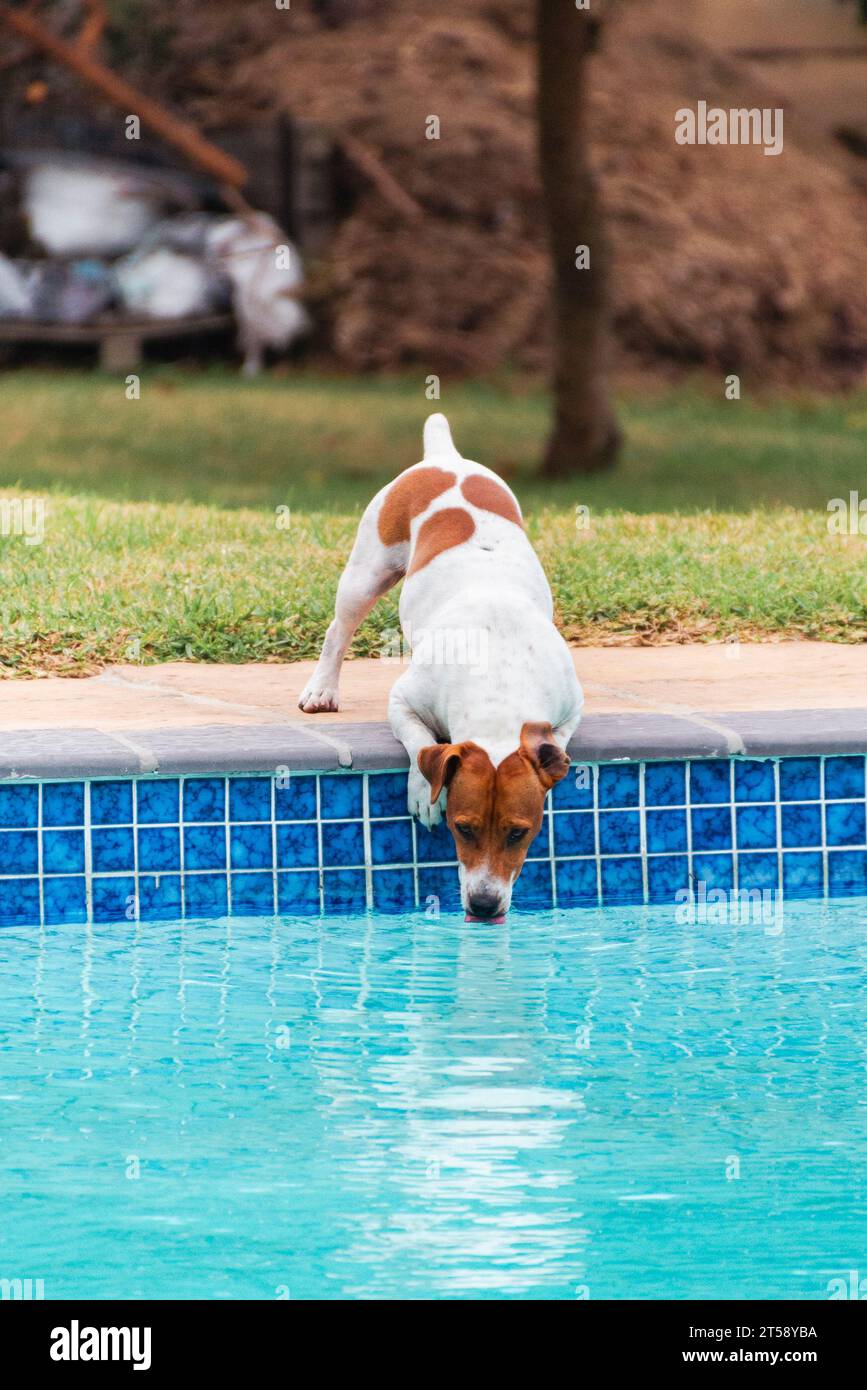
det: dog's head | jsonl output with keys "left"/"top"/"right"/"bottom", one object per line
{"left": 417, "top": 722, "right": 570, "bottom": 920}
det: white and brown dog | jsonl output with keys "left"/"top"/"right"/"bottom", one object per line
{"left": 299, "top": 414, "right": 583, "bottom": 920}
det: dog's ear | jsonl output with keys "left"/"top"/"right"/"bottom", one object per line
{"left": 519, "top": 722, "right": 571, "bottom": 789}
{"left": 417, "top": 743, "right": 465, "bottom": 803}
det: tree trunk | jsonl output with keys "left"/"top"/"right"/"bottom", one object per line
{"left": 537, "top": 0, "right": 621, "bottom": 477}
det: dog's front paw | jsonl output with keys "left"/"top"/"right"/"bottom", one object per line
{"left": 408, "top": 768, "right": 444, "bottom": 829}
{"left": 298, "top": 681, "right": 339, "bottom": 714}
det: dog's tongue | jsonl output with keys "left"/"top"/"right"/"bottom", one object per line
{"left": 465, "top": 913, "right": 506, "bottom": 924}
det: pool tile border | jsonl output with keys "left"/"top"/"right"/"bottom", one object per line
{"left": 0, "top": 752, "right": 865, "bottom": 925}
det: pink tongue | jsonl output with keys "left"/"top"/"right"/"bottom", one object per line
{"left": 465, "top": 913, "right": 506, "bottom": 924}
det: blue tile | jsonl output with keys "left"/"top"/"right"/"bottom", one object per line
{"left": 42, "top": 829, "right": 85, "bottom": 874}
{"left": 138, "top": 873, "right": 182, "bottom": 920}
{"left": 600, "top": 856, "right": 643, "bottom": 904}
{"left": 552, "top": 764, "right": 595, "bottom": 810}
{"left": 417, "top": 865, "right": 462, "bottom": 913}
{"left": 692, "top": 854, "right": 734, "bottom": 891}
{"left": 691, "top": 807, "right": 732, "bottom": 852}
{"left": 230, "top": 823, "right": 274, "bottom": 870}
{"left": 229, "top": 777, "right": 271, "bottom": 822}
{"left": 91, "top": 781, "right": 133, "bottom": 825}
{"left": 274, "top": 774, "right": 317, "bottom": 821}
{"left": 779, "top": 758, "right": 820, "bottom": 802}
{"left": 647, "top": 855, "right": 689, "bottom": 902}
{"left": 781, "top": 803, "right": 822, "bottom": 849}
{"left": 319, "top": 776, "right": 363, "bottom": 820}
{"left": 0, "top": 878, "right": 40, "bottom": 925}
{"left": 738, "top": 852, "right": 779, "bottom": 891}
{"left": 42, "top": 875, "right": 87, "bottom": 924}
{"left": 526, "top": 817, "right": 550, "bottom": 859}
{"left": 370, "top": 818, "right": 413, "bottom": 865}
{"left": 184, "top": 872, "right": 228, "bottom": 918}
{"left": 19, "top": 752, "right": 867, "bottom": 929}
{"left": 826, "top": 801, "right": 867, "bottom": 848}
{"left": 0, "top": 784, "right": 38, "bottom": 828}
{"left": 599, "top": 810, "right": 641, "bottom": 856}
{"left": 416, "top": 817, "right": 457, "bottom": 863}
{"left": 368, "top": 772, "right": 408, "bottom": 818}
{"left": 91, "top": 827, "right": 135, "bottom": 873}
{"left": 828, "top": 850, "right": 867, "bottom": 896}
{"left": 138, "top": 826, "right": 181, "bottom": 873}
{"left": 231, "top": 871, "right": 274, "bottom": 914}
{"left": 372, "top": 868, "right": 416, "bottom": 912}
{"left": 734, "top": 760, "right": 775, "bottom": 803}
{"left": 322, "top": 821, "right": 365, "bottom": 867}
{"left": 736, "top": 804, "right": 777, "bottom": 850}
{"left": 184, "top": 824, "right": 227, "bottom": 871}
{"left": 644, "top": 762, "right": 686, "bottom": 807}
{"left": 598, "top": 764, "right": 640, "bottom": 809}
{"left": 136, "top": 779, "right": 179, "bottom": 824}
{"left": 824, "top": 756, "right": 865, "bottom": 801}
{"left": 512, "top": 859, "right": 553, "bottom": 909}
{"left": 183, "top": 778, "right": 225, "bottom": 824}
{"left": 277, "top": 870, "right": 320, "bottom": 914}
{"left": 689, "top": 760, "right": 731, "bottom": 804}
{"left": 646, "top": 809, "right": 687, "bottom": 854}
{"left": 783, "top": 852, "right": 823, "bottom": 899}
{"left": 276, "top": 822, "right": 318, "bottom": 870}
{"left": 555, "top": 857, "right": 598, "bottom": 906}
{"left": 92, "top": 875, "right": 136, "bottom": 923}
{"left": 0, "top": 830, "right": 38, "bottom": 875}
{"left": 42, "top": 782, "right": 85, "bottom": 827}
{"left": 322, "top": 868, "right": 366, "bottom": 913}
{"left": 553, "top": 811, "right": 595, "bottom": 857}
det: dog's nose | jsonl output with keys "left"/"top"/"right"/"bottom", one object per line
{"left": 467, "top": 890, "right": 502, "bottom": 920}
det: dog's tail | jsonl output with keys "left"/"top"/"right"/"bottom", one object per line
{"left": 423, "top": 412, "right": 459, "bottom": 460}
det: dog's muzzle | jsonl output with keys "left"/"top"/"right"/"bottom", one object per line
{"left": 465, "top": 888, "right": 506, "bottom": 924}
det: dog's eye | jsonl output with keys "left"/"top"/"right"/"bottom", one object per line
{"left": 455, "top": 822, "right": 475, "bottom": 841}
{"left": 506, "top": 827, "right": 528, "bottom": 846}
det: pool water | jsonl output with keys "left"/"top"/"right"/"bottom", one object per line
{"left": 2, "top": 901, "right": 866, "bottom": 1301}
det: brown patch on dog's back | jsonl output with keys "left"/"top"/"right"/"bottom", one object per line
{"left": 407, "top": 507, "right": 475, "bottom": 577}
{"left": 378, "top": 467, "right": 456, "bottom": 545}
{"left": 460, "top": 474, "right": 523, "bottom": 527}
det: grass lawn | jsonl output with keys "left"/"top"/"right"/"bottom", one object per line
{"left": 0, "top": 367, "right": 864, "bottom": 675}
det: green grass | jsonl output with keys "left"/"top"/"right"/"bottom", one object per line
{"left": 0, "top": 368, "right": 864, "bottom": 675}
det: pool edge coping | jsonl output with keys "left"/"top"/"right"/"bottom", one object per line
{"left": 2, "top": 707, "right": 867, "bottom": 779}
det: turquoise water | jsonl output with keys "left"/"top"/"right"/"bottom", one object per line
{"left": 2, "top": 901, "right": 867, "bottom": 1301}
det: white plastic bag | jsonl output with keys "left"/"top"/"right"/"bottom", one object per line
{"left": 114, "top": 247, "right": 223, "bottom": 319}
{"left": 24, "top": 160, "right": 164, "bottom": 258}
{"left": 0, "top": 252, "right": 34, "bottom": 319}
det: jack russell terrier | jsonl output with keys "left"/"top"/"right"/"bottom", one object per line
{"left": 299, "top": 413, "right": 583, "bottom": 920}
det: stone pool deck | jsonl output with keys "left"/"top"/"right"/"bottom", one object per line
{"left": 2, "top": 642, "right": 866, "bottom": 779}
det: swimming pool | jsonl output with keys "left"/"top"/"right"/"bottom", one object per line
{"left": 2, "top": 898, "right": 865, "bottom": 1300}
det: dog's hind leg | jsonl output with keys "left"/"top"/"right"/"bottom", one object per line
{"left": 298, "top": 494, "right": 405, "bottom": 714}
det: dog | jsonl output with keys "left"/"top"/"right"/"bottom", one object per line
{"left": 299, "top": 413, "right": 583, "bottom": 920}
